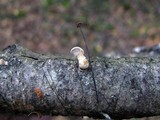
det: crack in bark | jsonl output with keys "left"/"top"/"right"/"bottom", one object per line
{"left": 21, "top": 55, "right": 39, "bottom": 60}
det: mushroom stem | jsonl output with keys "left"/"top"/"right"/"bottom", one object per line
{"left": 77, "top": 55, "right": 89, "bottom": 69}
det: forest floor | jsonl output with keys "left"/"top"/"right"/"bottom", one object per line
{"left": 0, "top": 0, "right": 160, "bottom": 56}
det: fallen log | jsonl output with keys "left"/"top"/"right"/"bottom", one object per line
{"left": 0, "top": 44, "right": 160, "bottom": 119}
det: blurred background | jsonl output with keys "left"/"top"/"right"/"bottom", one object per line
{"left": 0, "top": 0, "right": 160, "bottom": 120}
{"left": 0, "top": 0, "right": 160, "bottom": 56}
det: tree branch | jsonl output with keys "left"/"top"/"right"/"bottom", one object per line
{"left": 0, "top": 44, "right": 160, "bottom": 119}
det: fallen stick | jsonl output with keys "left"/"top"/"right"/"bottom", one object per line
{"left": 0, "top": 44, "right": 160, "bottom": 119}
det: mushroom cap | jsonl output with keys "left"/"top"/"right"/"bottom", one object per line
{"left": 70, "top": 46, "right": 84, "bottom": 56}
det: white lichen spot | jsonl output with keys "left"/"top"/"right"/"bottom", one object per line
{"left": 24, "top": 65, "right": 36, "bottom": 83}
{"left": 141, "top": 64, "right": 147, "bottom": 70}
{"left": 139, "top": 64, "right": 147, "bottom": 79}
{"left": 0, "top": 59, "right": 8, "bottom": 65}
{"left": 50, "top": 70, "right": 57, "bottom": 81}
{"left": 48, "top": 59, "right": 52, "bottom": 63}
{"left": 152, "top": 65, "right": 160, "bottom": 78}
{"left": 15, "top": 78, "right": 20, "bottom": 84}
{"left": 44, "top": 69, "right": 57, "bottom": 85}
{"left": 1, "top": 72, "right": 8, "bottom": 79}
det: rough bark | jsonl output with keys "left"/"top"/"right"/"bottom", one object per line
{"left": 0, "top": 44, "right": 160, "bottom": 119}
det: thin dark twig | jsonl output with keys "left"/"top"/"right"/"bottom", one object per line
{"left": 77, "top": 23, "right": 99, "bottom": 103}
{"left": 77, "top": 23, "right": 91, "bottom": 63}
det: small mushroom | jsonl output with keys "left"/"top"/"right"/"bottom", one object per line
{"left": 101, "top": 112, "right": 111, "bottom": 120}
{"left": 70, "top": 47, "right": 89, "bottom": 69}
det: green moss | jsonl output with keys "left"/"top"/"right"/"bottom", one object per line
{"left": 130, "top": 29, "right": 140, "bottom": 38}
{"left": 41, "top": 0, "right": 55, "bottom": 9}
{"left": 13, "top": 10, "right": 27, "bottom": 18}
